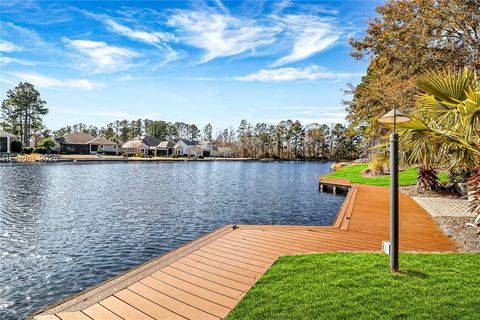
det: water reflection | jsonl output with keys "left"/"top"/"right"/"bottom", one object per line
{"left": 0, "top": 161, "right": 344, "bottom": 319}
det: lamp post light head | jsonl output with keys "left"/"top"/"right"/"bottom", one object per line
{"left": 378, "top": 108, "right": 411, "bottom": 124}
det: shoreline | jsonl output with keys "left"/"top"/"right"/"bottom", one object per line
{"left": 0, "top": 155, "right": 340, "bottom": 165}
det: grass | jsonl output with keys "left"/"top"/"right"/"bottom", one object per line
{"left": 321, "top": 164, "right": 448, "bottom": 186}
{"left": 227, "top": 253, "right": 480, "bottom": 320}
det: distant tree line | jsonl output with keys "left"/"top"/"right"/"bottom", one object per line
{"left": 51, "top": 119, "right": 359, "bottom": 160}
{"left": 1, "top": 82, "right": 359, "bottom": 160}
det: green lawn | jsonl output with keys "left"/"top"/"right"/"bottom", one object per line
{"left": 321, "top": 164, "right": 448, "bottom": 186}
{"left": 227, "top": 253, "right": 480, "bottom": 320}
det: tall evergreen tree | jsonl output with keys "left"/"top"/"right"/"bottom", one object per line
{"left": 1, "top": 82, "right": 48, "bottom": 145}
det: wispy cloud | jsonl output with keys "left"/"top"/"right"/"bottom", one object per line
{"left": 104, "top": 18, "right": 173, "bottom": 46}
{"left": 0, "top": 57, "right": 37, "bottom": 66}
{"left": 0, "top": 22, "right": 45, "bottom": 51}
{"left": 0, "top": 40, "right": 20, "bottom": 52}
{"left": 81, "top": 10, "right": 177, "bottom": 63}
{"left": 9, "top": 72, "right": 105, "bottom": 90}
{"left": 117, "top": 74, "right": 146, "bottom": 81}
{"left": 234, "top": 65, "right": 363, "bottom": 82}
{"left": 167, "top": 9, "right": 278, "bottom": 63}
{"left": 63, "top": 38, "right": 139, "bottom": 74}
{"left": 273, "top": 15, "right": 340, "bottom": 66}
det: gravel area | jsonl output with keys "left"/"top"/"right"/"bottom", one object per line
{"left": 434, "top": 217, "right": 480, "bottom": 252}
{"left": 399, "top": 186, "right": 479, "bottom": 252}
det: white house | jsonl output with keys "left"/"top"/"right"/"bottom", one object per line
{"left": 198, "top": 141, "right": 214, "bottom": 157}
{"left": 157, "top": 141, "right": 175, "bottom": 156}
{"left": 122, "top": 136, "right": 177, "bottom": 156}
{"left": 174, "top": 139, "right": 195, "bottom": 156}
{"left": 0, "top": 129, "right": 16, "bottom": 153}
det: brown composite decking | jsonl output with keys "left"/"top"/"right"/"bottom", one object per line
{"left": 30, "top": 181, "right": 457, "bottom": 320}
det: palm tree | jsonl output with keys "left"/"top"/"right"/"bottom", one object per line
{"left": 397, "top": 68, "right": 480, "bottom": 221}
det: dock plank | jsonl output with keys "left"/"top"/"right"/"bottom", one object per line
{"left": 31, "top": 183, "right": 458, "bottom": 320}
{"left": 140, "top": 276, "right": 231, "bottom": 318}
{"left": 82, "top": 304, "right": 123, "bottom": 320}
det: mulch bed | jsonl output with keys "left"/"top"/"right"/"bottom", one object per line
{"left": 399, "top": 185, "right": 461, "bottom": 198}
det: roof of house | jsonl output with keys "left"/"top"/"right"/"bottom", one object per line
{"left": 56, "top": 132, "right": 118, "bottom": 145}
{"left": 56, "top": 132, "right": 96, "bottom": 145}
{"left": 0, "top": 128, "right": 16, "bottom": 138}
{"left": 121, "top": 136, "right": 161, "bottom": 149}
{"left": 158, "top": 141, "right": 175, "bottom": 148}
{"left": 140, "top": 135, "right": 161, "bottom": 147}
{"left": 121, "top": 140, "right": 148, "bottom": 149}
{"left": 176, "top": 139, "right": 199, "bottom": 146}
{"left": 87, "top": 137, "right": 118, "bottom": 146}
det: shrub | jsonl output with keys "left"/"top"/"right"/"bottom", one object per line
{"left": 22, "top": 147, "right": 33, "bottom": 154}
{"left": 37, "top": 138, "right": 57, "bottom": 151}
{"left": 34, "top": 147, "right": 48, "bottom": 154}
{"left": 11, "top": 141, "right": 22, "bottom": 153}
{"left": 368, "top": 153, "right": 389, "bottom": 176}
{"left": 416, "top": 166, "right": 440, "bottom": 191}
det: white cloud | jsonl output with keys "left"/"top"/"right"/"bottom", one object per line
{"left": 167, "top": 10, "right": 278, "bottom": 63}
{"left": 63, "top": 38, "right": 138, "bottom": 73}
{"left": 0, "top": 40, "right": 20, "bottom": 52}
{"left": 273, "top": 15, "right": 340, "bottom": 66}
{"left": 9, "top": 72, "right": 105, "bottom": 90}
{"left": 117, "top": 74, "right": 145, "bottom": 81}
{"left": 0, "top": 57, "right": 36, "bottom": 66}
{"left": 0, "top": 22, "right": 45, "bottom": 51}
{"left": 104, "top": 19, "right": 173, "bottom": 45}
{"left": 233, "top": 65, "right": 363, "bottom": 82}
{"left": 81, "top": 10, "right": 178, "bottom": 65}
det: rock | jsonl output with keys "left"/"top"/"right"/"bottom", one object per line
{"left": 443, "top": 227, "right": 454, "bottom": 237}
{"left": 454, "top": 183, "right": 468, "bottom": 196}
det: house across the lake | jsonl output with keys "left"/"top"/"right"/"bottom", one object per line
{"left": 56, "top": 132, "right": 120, "bottom": 155}
{"left": 121, "top": 136, "right": 175, "bottom": 156}
{"left": 173, "top": 139, "right": 234, "bottom": 157}
{"left": 120, "top": 136, "right": 234, "bottom": 158}
{"left": 0, "top": 129, "right": 16, "bottom": 154}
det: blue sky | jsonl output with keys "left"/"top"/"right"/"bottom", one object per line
{"left": 0, "top": 0, "right": 380, "bottom": 131}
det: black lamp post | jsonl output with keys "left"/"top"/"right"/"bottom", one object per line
{"left": 378, "top": 108, "right": 411, "bottom": 272}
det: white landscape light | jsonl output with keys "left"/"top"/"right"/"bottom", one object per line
{"left": 378, "top": 108, "right": 411, "bottom": 125}
{"left": 378, "top": 107, "right": 411, "bottom": 272}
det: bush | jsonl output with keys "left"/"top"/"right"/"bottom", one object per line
{"left": 11, "top": 141, "right": 23, "bottom": 153}
{"left": 22, "top": 147, "right": 33, "bottom": 154}
{"left": 368, "top": 153, "right": 389, "bottom": 176}
{"left": 34, "top": 147, "right": 48, "bottom": 154}
{"left": 416, "top": 166, "right": 440, "bottom": 191}
{"left": 37, "top": 137, "right": 57, "bottom": 151}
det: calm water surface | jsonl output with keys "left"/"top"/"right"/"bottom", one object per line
{"left": 0, "top": 161, "right": 344, "bottom": 319}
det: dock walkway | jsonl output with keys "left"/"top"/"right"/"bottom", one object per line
{"left": 31, "top": 181, "right": 457, "bottom": 320}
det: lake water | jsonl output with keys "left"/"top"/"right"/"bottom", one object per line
{"left": 0, "top": 161, "right": 344, "bottom": 319}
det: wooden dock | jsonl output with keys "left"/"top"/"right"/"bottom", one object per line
{"left": 30, "top": 181, "right": 457, "bottom": 320}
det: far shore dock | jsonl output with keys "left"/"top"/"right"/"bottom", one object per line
{"left": 29, "top": 180, "right": 457, "bottom": 320}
